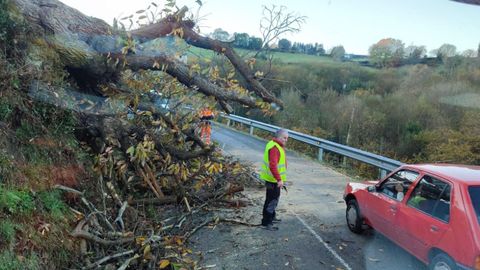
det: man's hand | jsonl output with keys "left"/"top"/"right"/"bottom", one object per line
{"left": 277, "top": 181, "right": 283, "bottom": 189}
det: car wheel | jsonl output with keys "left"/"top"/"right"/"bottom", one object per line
{"left": 429, "top": 253, "right": 457, "bottom": 270}
{"left": 346, "top": 199, "right": 364, "bottom": 234}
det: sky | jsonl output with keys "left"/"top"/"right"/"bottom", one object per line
{"left": 58, "top": 0, "right": 480, "bottom": 55}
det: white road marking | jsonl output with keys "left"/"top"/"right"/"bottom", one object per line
{"left": 294, "top": 213, "right": 352, "bottom": 270}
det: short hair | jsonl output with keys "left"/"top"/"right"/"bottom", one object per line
{"left": 275, "top": 129, "right": 288, "bottom": 138}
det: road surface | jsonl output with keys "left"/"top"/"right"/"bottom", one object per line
{"left": 190, "top": 125, "right": 426, "bottom": 270}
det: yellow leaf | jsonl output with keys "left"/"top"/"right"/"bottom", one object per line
{"left": 159, "top": 259, "right": 170, "bottom": 269}
{"left": 176, "top": 238, "right": 183, "bottom": 245}
{"left": 143, "top": 244, "right": 152, "bottom": 260}
{"left": 135, "top": 236, "right": 146, "bottom": 245}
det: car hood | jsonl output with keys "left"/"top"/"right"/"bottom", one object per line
{"left": 349, "top": 181, "right": 377, "bottom": 190}
{"left": 345, "top": 180, "right": 379, "bottom": 195}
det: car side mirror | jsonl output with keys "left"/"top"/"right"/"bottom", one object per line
{"left": 367, "top": 186, "right": 376, "bottom": 192}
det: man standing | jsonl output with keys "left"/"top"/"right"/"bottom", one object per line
{"left": 260, "top": 129, "right": 288, "bottom": 231}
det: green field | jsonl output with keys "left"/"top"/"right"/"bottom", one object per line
{"left": 187, "top": 46, "right": 337, "bottom": 64}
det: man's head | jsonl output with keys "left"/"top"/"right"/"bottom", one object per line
{"left": 275, "top": 129, "right": 289, "bottom": 145}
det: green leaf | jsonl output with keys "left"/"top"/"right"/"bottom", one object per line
{"left": 126, "top": 146, "right": 135, "bottom": 156}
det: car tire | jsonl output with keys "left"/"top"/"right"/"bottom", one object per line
{"left": 429, "top": 253, "right": 457, "bottom": 270}
{"left": 346, "top": 199, "right": 364, "bottom": 234}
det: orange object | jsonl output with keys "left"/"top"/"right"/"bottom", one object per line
{"left": 200, "top": 107, "right": 214, "bottom": 120}
{"left": 199, "top": 121, "right": 212, "bottom": 144}
{"left": 199, "top": 108, "right": 214, "bottom": 144}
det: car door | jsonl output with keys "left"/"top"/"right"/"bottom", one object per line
{"left": 394, "top": 174, "right": 452, "bottom": 261}
{"left": 366, "top": 169, "right": 418, "bottom": 239}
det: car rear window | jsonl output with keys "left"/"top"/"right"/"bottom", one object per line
{"left": 468, "top": 186, "right": 480, "bottom": 225}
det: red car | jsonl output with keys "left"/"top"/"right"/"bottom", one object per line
{"left": 344, "top": 164, "right": 480, "bottom": 270}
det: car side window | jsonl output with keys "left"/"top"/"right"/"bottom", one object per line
{"left": 407, "top": 175, "right": 451, "bottom": 223}
{"left": 378, "top": 170, "right": 418, "bottom": 201}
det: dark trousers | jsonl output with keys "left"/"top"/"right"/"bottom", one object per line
{"left": 261, "top": 182, "right": 281, "bottom": 226}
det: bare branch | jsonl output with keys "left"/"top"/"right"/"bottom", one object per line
{"left": 258, "top": 5, "right": 307, "bottom": 53}
{"left": 71, "top": 219, "right": 134, "bottom": 246}
{"left": 84, "top": 249, "right": 135, "bottom": 269}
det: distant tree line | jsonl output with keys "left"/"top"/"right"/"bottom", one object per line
{"left": 210, "top": 29, "right": 479, "bottom": 67}
{"left": 368, "top": 38, "right": 479, "bottom": 68}
{"left": 210, "top": 29, "right": 327, "bottom": 56}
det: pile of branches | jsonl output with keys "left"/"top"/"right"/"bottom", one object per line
{"left": 60, "top": 152, "right": 252, "bottom": 269}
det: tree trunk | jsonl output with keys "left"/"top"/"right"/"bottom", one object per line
{"left": 12, "top": 0, "right": 280, "bottom": 109}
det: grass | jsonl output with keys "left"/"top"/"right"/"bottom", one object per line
{"left": 0, "top": 250, "right": 40, "bottom": 270}
{"left": 187, "top": 46, "right": 337, "bottom": 65}
{"left": 38, "top": 190, "right": 68, "bottom": 220}
{"left": 0, "top": 185, "right": 35, "bottom": 215}
{"left": 440, "top": 92, "right": 480, "bottom": 109}
{"left": 0, "top": 219, "right": 16, "bottom": 244}
{"left": 0, "top": 150, "right": 13, "bottom": 182}
{"left": 0, "top": 100, "right": 12, "bottom": 121}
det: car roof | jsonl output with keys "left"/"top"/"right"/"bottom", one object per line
{"left": 402, "top": 164, "right": 480, "bottom": 185}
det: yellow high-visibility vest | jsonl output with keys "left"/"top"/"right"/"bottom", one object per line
{"left": 259, "top": 140, "right": 286, "bottom": 183}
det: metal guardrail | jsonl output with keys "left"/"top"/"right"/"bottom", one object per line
{"left": 219, "top": 114, "right": 404, "bottom": 177}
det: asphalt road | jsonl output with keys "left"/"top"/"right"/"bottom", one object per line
{"left": 190, "top": 125, "right": 427, "bottom": 270}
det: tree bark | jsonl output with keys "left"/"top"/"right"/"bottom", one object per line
{"left": 12, "top": 0, "right": 280, "bottom": 109}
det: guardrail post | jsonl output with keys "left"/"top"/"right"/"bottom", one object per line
{"left": 317, "top": 148, "right": 324, "bottom": 162}
{"left": 226, "top": 119, "right": 230, "bottom": 127}
{"left": 249, "top": 125, "right": 254, "bottom": 135}
{"left": 379, "top": 169, "right": 387, "bottom": 179}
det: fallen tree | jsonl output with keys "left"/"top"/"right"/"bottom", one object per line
{"left": 3, "top": 0, "right": 278, "bottom": 268}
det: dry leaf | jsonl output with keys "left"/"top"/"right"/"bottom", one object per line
{"left": 159, "top": 259, "right": 170, "bottom": 269}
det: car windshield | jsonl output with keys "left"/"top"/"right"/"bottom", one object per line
{"left": 468, "top": 186, "right": 480, "bottom": 225}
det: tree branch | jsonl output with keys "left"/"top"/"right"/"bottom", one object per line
{"left": 130, "top": 17, "right": 283, "bottom": 107}
{"left": 119, "top": 53, "right": 258, "bottom": 107}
